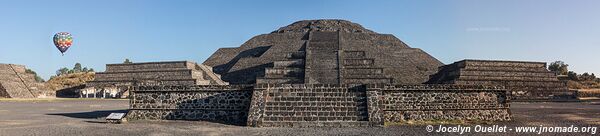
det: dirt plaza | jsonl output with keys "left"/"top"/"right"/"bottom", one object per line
{"left": 0, "top": 99, "right": 597, "bottom": 136}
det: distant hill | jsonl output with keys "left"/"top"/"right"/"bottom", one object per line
{"left": 46, "top": 72, "right": 95, "bottom": 91}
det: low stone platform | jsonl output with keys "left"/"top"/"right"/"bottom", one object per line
{"left": 427, "top": 60, "right": 575, "bottom": 101}
{"left": 85, "top": 61, "right": 227, "bottom": 98}
{"left": 128, "top": 84, "right": 511, "bottom": 127}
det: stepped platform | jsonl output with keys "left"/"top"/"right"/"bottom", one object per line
{"left": 0, "top": 64, "right": 50, "bottom": 98}
{"left": 427, "top": 59, "right": 575, "bottom": 101}
{"left": 85, "top": 61, "right": 227, "bottom": 98}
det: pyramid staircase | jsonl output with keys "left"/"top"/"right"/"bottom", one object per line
{"left": 254, "top": 85, "right": 370, "bottom": 127}
{"left": 340, "top": 50, "right": 393, "bottom": 84}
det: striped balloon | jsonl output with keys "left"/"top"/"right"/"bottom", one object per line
{"left": 53, "top": 32, "right": 73, "bottom": 55}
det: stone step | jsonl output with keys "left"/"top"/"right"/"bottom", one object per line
{"left": 343, "top": 74, "right": 389, "bottom": 79}
{"left": 265, "top": 101, "right": 368, "bottom": 107}
{"left": 95, "top": 69, "right": 194, "bottom": 78}
{"left": 458, "top": 70, "right": 556, "bottom": 77}
{"left": 462, "top": 66, "right": 549, "bottom": 72}
{"left": 457, "top": 76, "right": 560, "bottom": 82}
{"left": 195, "top": 64, "right": 228, "bottom": 85}
{"left": 343, "top": 68, "right": 384, "bottom": 75}
{"left": 342, "top": 51, "right": 366, "bottom": 58}
{"left": 273, "top": 60, "right": 305, "bottom": 68}
{"left": 268, "top": 97, "right": 368, "bottom": 102}
{"left": 263, "top": 115, "right": 369, "bottom": 122}
{"left": 264, "top": 110, "right": 368, "bottom": 120}
{"left": 105, "top": 61, "right": 192, "bottom": 72}
{"left": 500, "top": 87, "right": 569, "bottom": 93}
{"left": 307, "top": 42, "right": 339, "bottom": 50}
{"left": 268, "top": 93, "right": 367, "bottom": 98}
{"left": 265, "top": 68, "right": 304, "bottom": 77}
{"left": 309, "top": 31, "right": 339, "bottom": 41}
{"left": 263, "top": 74, "right": 305, "bottom": 79}
{"left": 256, "top": 77, "right": 304, "bottom": 84}
{"left": 190, "top": 71, "right": 205, "bottom": 80}
{"left": 343, "top": 59, "right": 374, "bottom": 66}
{"left": 285, "top": 51, "right": 306, "bottom": 59}
{"left": 266, "top": 88, "right": 365, "bottom": 93}
{"left": 463, "top": 61, "right": 546, "bottom": 68}
{"left": 87, "top": 79, "right": 198, "bottom": 86}
{"left": 266, "top": 89, "right": 365, "bottom": 93}
{"left": 259, "top": 121, "right": 371, "bottom": 127}
{"left": 343, "top": 78, "right": 393, "bottom": 84}
{"left": 195, "top": 80, "right": 211, "bottom": 85}
{"left": 265, "top": 106, "right": 368, "bottom": 111}
{"left": 93, "top": 75, "right": 197, "bottom": 81}
{"left": 98, "top": 68, "right": 194, "bottom": 73}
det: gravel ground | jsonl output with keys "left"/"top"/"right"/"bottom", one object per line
{"left": 0, "top": 99, "right": 598, "bottom": 136}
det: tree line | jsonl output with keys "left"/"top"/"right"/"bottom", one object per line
{"left": 548, "top": 61, "right": 598, "bottom": 82}
{"left": 50, "top": 63, "right": 95, "bottom": 79}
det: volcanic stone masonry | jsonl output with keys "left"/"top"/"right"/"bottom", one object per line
{"left": 0, "top": 64, "right": 50, "bottom": 98}
{"left": 128, "top": 84, "right": 510, "bottom": 127}
{"left": 85, "top": 61, "right": 227, "bottom": 98}
{"left": 426, "top": 60, "right": 573, "bottom": 101}
{"left": 203, "top": 19, "right": 443, "bottom": 85}
{"left": 124, "top": 19, "right": 576, "bottom": 127}
{"left": 127, "top": 85, "right": 253, "bottom": 125}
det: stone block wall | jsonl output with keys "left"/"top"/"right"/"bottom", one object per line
{"left": 130, "top": 84, "right": 511, "bottom": 127}
{"left": 366, "top": 84, "right": 511, "bottom": 125}
{"left": 127, "top": 85, "right": 253, "bottom": 125}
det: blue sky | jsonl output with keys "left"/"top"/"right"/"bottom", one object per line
{"left": 1, "top": 0, "right": 598, "bottom": 79}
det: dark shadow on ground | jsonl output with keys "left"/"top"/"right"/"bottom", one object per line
{"left": 47, "top": 109, "right": 128, "bottom": 119}
{"left": 56, "top": 85, "right": 86, "bottom": 98}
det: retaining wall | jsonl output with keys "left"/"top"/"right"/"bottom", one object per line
{"left": 127, "top": 85, "right": 253, "bottom": 125}
{"left": 366, "top": 84, "right": 511, "bottom": 125}
{"left": 129, "top": 84, "right": 511, "bottom": 127}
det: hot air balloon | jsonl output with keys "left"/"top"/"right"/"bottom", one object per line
{"left": 53, "top": 32, "right": 73, "bottom": 56}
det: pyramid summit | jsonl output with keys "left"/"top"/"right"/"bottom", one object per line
{"left": 204, "top": 19, "right": 443, "bottom": 84}
{"left": 271, "top": 19, "right": 376, "bottom": 34}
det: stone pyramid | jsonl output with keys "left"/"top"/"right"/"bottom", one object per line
{"left": 204, "top": 19, "right": 443, "bottom": 84}
{"left": 0, "top": 64, "right": 50, "bottom": 98}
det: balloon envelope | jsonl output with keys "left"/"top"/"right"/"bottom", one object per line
{"left": 53, "top": 32, "right": 72, "bottom": 54}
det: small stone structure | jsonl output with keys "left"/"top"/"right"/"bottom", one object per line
{"left": 128, "top": 84, "right": 510, "bottom": 127}
{"left": 427, "top": 60, "right": 573, "bottom": 101}
{"left": 0, "top": 64, "right": 50, "bottom": 98}
{"left": 85, "top": 61, "right": 227, "bottom": 98}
